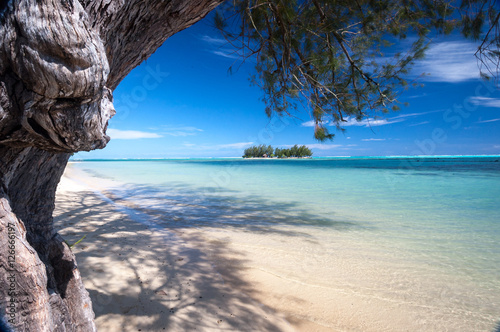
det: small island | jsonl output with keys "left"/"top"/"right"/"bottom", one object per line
{"left": 243, "top": 144, "right": 313, "bottom": 158}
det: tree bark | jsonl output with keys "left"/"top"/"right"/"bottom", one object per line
{"left": 0, "top": 0, "right": 222, "bottom": 330}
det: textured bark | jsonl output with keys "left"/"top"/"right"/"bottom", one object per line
{"left": 0, "top": 0, "right": 221, "bottom": 330}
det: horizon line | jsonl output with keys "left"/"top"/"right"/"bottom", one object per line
{"left": 69, "top": 154, "right": 500, "bottom": 161}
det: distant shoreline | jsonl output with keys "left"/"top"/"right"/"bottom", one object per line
{"left": 242, "top": 156, "right": 313, "bottom": 159}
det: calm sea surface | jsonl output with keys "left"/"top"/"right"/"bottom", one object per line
{"left": 69, "top": 156, "right": 500, "bottom": 330}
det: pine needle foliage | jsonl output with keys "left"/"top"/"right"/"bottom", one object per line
{"left": 215, "top": 0, "right": 499, "bottom": 141}
{"left": 459, "top": 0, "right": 500, "bottom": 80}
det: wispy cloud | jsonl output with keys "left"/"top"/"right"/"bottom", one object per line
{"left": 362, "top": 138, "right": 386, "bottom": 141}
{"left": 161, "top": 126, "right": 203, "bottom": 137}
{"left": 217, "top": 142, "right": 254, "bottom": 149}
{"left": 301, "top": 120, "right": 322, "bottom": 127}
{"left": 391, "top": 110, "right": 443, "bottom": 119}
{"left": 201, "top": 35, "right": 226, "bottom": 45}
{"left": 307, "top": 143, "right": 363, "bottom": 152}
{"left": 476, "top": 118, "right": 500, "bottom": 124}
{"left": 211, "top": 50, "right": 241, "bottom": 60}
{"left": 469, "top": 97, "right": 500, "bottom": 108}
{"left": 301, "top": 110, "right": 440, "bottom": 129}
{"left": 107, "top": 129, "right": 162, "bottom": 140}
{"left": 306, "top": 144, "right": 342, "bottom": 150}
{"left": 408, "top": 121, "right": 430, "bottom": 127}
{"left": 180, "top": 141, "right": 254, "bottom": 151}
{"left": 344, "top": 117, "right": 404, "bottom": 127}
{"left": 405, "top": 93, "right": 428, "bottom": 99}
{"left": 411, "top": 41, "right": 481, "bottom": 82}
{"left": 302, "top": 117, "right": 404, "bottom": 128}
{"left": 201, "top": 35, "right": 243, "bottom": 60}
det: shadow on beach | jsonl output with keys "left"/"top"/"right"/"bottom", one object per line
{"left": 101, "top": 180, "right": 361, "bottom": 235}
{"left": 54, "top": 180, "right": 322, "bottom": 331}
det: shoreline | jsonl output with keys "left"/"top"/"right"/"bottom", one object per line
{"left": 54, "top": 168, "right": 297, "bottom": 331}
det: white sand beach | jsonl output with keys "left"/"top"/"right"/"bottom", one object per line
{"left": 54, "top": 168, "right": 298, "bottom": 331}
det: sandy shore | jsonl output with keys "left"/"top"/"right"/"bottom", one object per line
{"left": 54, "top": 168, "right": 301, "bottom": 332}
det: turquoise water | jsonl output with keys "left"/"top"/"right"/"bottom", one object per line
{"left": 70, "top": 157, "right": 500, "bottom": 330}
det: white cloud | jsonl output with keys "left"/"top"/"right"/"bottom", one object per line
{"left": 306, "top": 144, "right": 342, "bottom": 150}
{"left": 361, "top": 138, "right": 386, "bottom": 141}
{"left": 468, "top": 97, "right": 500, "bottom": 108}
{"left": 391, "top": 110, "right": 443, "bottom": 119}
{"left": 476, "top": 118, "right": 500, "bottom": 124}
{"left": 301, "top": 117, "right": 403, "bottom": 128}
{"left": 406, "top": 93, "right": 428, "bottom": 99}
{"left": 107, "top": 129, "right": 162, "bottom": 140}
{"left": 217, "top": 142, "right": 254, "bottom": 149}
{"left": 201, "top": 35, "right": 244, "bottom": 60}
{"left": 212, "top": 50, "right": 241, "bottom": 60}
{"left": 301, "top": 120, "right": 318, "bottom": 127}
{"left": 177, "top": 142, "right": 254, "bottom": 151}
{"left": 344, "top": 117, "right": 400, "bottom": 127}
{"left": 201, "top": 35, "right": 226, "bottom": 45}
{"left": 162, "top": 126, "right": 203, "bottom": 137}
{"left": 411, "top": 41, "right": 481, "bottom": 82}
{"left": 337, "top": 116, "right": 406, "bottom": 127}
{"left": 408, "top": 121, "right": 430, "bottom": 127}
{"left": 301, "top": 110, "right": 441, "bottom": 129}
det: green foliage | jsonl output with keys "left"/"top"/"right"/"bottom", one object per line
{"left": 64, "top": 235, "right": 86, "bottom": 250}
{"left": 215, "top": 0, "right": 499, "bottom": 140}
{"left": 243, "top": 144, "right": 271, "bottom": 157}
{"left": 459, "top": 0, "right": 500, "bottom": 80}
{"left": 244, "top": 144, "right": 312, "bottom": 158}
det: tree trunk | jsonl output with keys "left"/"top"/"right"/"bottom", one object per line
{"left": 0, "top": 0, "right": 222, "bottom": 330}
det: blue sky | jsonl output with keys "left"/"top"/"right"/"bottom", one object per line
{"left": 74, "top": 13, "right": 500, "bottom": 159}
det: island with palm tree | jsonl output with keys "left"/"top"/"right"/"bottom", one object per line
{"left": 243, "top": 145, "right": 313, "bottom": 158}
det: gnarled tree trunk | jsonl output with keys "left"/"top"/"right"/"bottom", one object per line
{"left": 0, "top": 1, "right": 221, "bottom": 330}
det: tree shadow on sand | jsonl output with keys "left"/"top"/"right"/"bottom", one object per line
{"left": 53, "top": 181, "right": 365, "bottom": 331}
{"left": 101, "top": 181, "right": 363, "bottom": 234}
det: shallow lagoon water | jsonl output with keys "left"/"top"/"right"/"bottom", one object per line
{"left": 70, "top": 157, "right": 500, "bottom": 331}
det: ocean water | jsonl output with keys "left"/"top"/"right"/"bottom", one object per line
{"left": 69, "top": 156, "right": 500, "bottom": 331}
